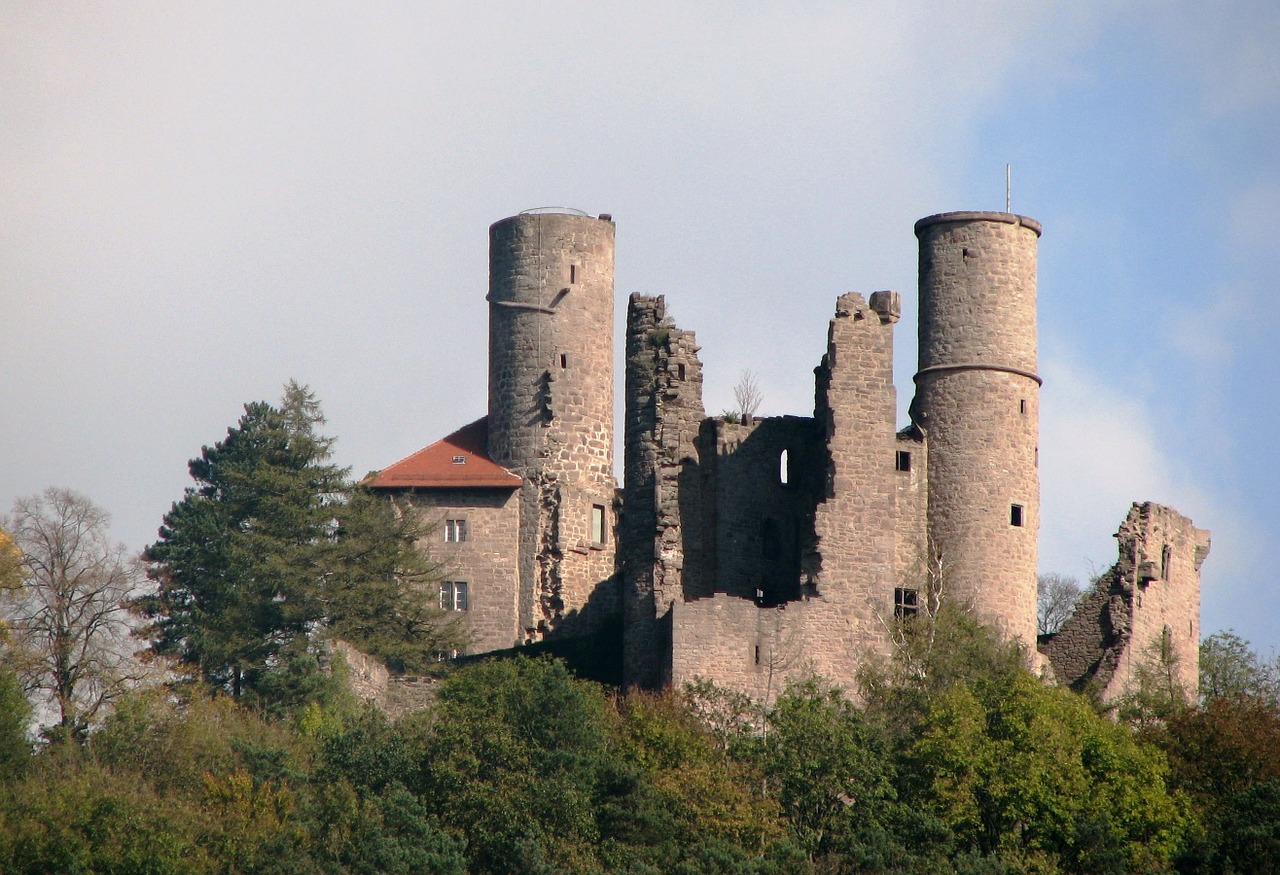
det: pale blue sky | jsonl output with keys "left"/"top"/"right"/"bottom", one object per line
{"left": 3, "top": 3, "right": 1276, "bottom": 650}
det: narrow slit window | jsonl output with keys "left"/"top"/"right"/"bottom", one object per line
{"left": 591, "top": 504, "right": 607, "bottom": 545}
{"left": 754, "top": 644, "right": 761, "bottom": 666}
{"left": 1161, "top": 544, "right": 1172, "bottom": 581}
{"left": 779, "top": 449, "right": 790, "bottom": 485}
{"left": 569, "top": 264, "right": 577, "bottom": 284}
{"left": 1010, "top": 504, "right": 1024, "bottom": 527}
{"left": 560, "top": 353, "right": 569, "bottom": 369}
{"left": 1019, "top": 399, "right": 1027, "bottom": 414}
{"left": 677, "top": 363, "right": 686, "bottom": 381}
{"left": 896, "top": 450, "right": 912, "bottom": 472}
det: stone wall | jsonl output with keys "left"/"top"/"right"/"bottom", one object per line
{"left": 330, "top": 640, "right": 439, "bottom": 720}
{"left": 808, "top": 291, "right": 903, "bottom": 663}
{"left": 913, "top": 212, "right": 1041, "bottom": 647}
{"left": 1043, "top": 502, "right": 1210, "bottom": 703}
{"left": 703, "top": 416, "right": 823, "bottom": 605}
{"left": 406, "top": 489, "right": 521, "bottom": 654}
{"left": 621, "top": 294, "right": 705, "bottom": 687}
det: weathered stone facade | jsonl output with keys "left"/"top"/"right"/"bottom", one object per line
{"left": 1042, "top": 502, "right": 1210, "bottom": 702}
{"left": 369, "top": 207, "right": 1208, "bottom": 708}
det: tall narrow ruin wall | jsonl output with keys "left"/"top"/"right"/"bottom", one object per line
{"left": 809, "top": 291, "right": 905, "bottom": 654}
{"left": 622, "top": 294, "right": 705, "bottom": 687}
{"left": 1043, "top": 502, "right": 1210, "bottom": 703}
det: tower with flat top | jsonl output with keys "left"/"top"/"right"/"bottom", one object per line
{"left": 487, "top": 208, "right": 618, "bottom": 640}
{"left": 912, "top": 211, "right": 1042, "bottom": 647}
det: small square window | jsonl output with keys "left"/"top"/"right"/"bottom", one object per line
{"left": 444, "top": 519, "right": 468, "bottom": 543}
{"left": 894, "top": 587, "right": 919, "bottom": 619}
{"left": 1010, "top": 504, "right": 1024, "bottom": 527}
{"left": 440, "top": 581, "right": 469, "bottom": 612}
{"left": 895, "top": 450, "right": 912, "bottom": 472}
{"left": 591, "top": 504, "right": 607, "bottom": 545}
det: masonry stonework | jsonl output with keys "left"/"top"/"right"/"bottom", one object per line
{"left": 366, "top": 207, "right": 1208, "bottom": 711}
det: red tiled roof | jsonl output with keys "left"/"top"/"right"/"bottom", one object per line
{"left": 367, "top": 417, "right": 522, "bottom": 489}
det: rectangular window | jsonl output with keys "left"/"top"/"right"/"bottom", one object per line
{"left": 444, "top": 519, "right": 468, "bottom": 543}
{"left": 1010, "top": 504, "right": 1024, "bottom": 527}
{"left": 440, "top": 581, "right": 469, "bottom": 612}
{"left": 895, "top": 450, "right": 912, "bottom": 472}
{"left": 591, "top": 504, "right": 606, "bottom": 545}
{"left": 894, "top": 587, "right": 919, "bottom": 619}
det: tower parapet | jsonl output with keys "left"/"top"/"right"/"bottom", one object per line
{"left": 913, "top": 211, "right": 1041, "bottom": 647}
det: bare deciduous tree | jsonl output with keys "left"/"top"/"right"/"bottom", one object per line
{"left": 2, "top": 488, "right": 145, "bottom": 741}
{"left": 1036, "top": 572, "right": 1082, "bottom": 636}
{"left": 733, "top": 369, "right": 762, "bottom": 422}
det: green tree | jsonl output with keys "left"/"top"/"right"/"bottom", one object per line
{"left": 138, "top": 382, "right": 459, "bottom": 707}
{"left": 420, "top": 657, "right": 617, "bottom": 873}
{"left": 905, "top": 672, "right": 1187, "bottom": 872}
{"left": 1199, "top": 629, "right": 1280, "bottom": 703}
{"left": 1159, "top": 695, "right": 1280, "bottom": 873}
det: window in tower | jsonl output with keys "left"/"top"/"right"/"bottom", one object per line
{"left": 896, "top": 450, "right": 912, "bottom": 472}
{"left": 1010, "top": 504, "right": 1025, "bottom": 527}
{"left": 591, "top": 504, "right": 607, "bottom": 546}
{"left": 894, "top": 587, "right": 919, "bottom": 619}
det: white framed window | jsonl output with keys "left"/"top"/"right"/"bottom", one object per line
{"left": 591, "top": 504, "right": 607, "bottom": 545}
{"left": 440, "top": 581, "right": 469, "bottom": 612}
{"left": 444, "top": 518, "right": 468, "bottom": 543}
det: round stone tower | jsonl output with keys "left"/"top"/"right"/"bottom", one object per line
{"left": 913, "top": 211, "right": 1041, "bottom": 647}
{"left": 487, "top": 208, "right": 617, "bottom": 639}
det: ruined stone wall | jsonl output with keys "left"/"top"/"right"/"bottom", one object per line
{"left": 622, "top": 294, "right": 705, "bottom": 687}
{"left": 808, "top": 290, "right": 903, "bottom": 660}
{"left": 330, "top": 641, "right": 439, "bottom": 720}
{"left": 913, "top": 212, "right": 1040, "bottom": 648}
{"left": 894, "top": 426, "right": 928, "bottom": 586}
{"left": 1043, "top": 502, "right": 1209, "bottom": 703}
{"left": 486, "top": 211, "right": 618, "bottom": 640}
{"left": 406, "top": 488, "right": 522, "bottom": 654}
{"left": 704, "top": 416, "right": 823, "bottom": 605}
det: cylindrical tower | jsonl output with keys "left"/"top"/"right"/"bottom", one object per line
{"left": 487, "top": 208, "right": 617, "bottom": 640}
{"left": 488, "top": 209, "right": 616, "bottom": 483}
{"left": 913, "top": 211, "right": 1041, "bottom": 647}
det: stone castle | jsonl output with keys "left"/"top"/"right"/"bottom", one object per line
{"left": 368, "top": 208, "right": 1210, "bottom": 703}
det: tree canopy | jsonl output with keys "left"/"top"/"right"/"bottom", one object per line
{"left": 136, "top": 382, "right": 462, "bottom": 708}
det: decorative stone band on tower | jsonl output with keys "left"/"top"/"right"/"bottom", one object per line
{"left": 913, "top": 211, "right": 1042, "bottom": 647}
{"left": 487, "top": 209, "right": 618, "bottom": 639}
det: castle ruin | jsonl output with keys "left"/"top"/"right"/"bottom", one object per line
{"left": 369, "top": 208, "right": 1209, "bottom": 704}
